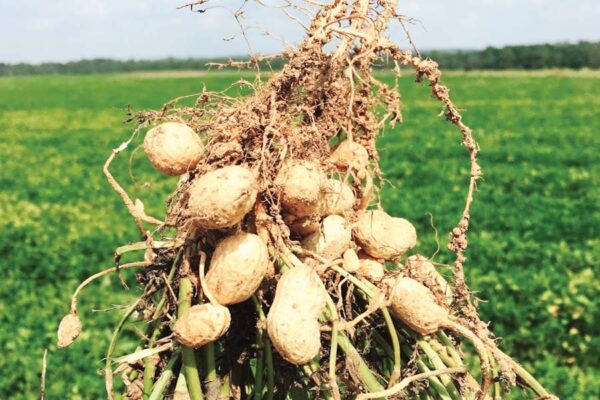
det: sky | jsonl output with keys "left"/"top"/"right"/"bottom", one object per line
{"left": 1, "top": 0, "right": 599, "bottom": 63}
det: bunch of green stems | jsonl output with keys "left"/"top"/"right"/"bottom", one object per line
{"left": 98, "top": 242, "right": 549, "bottom": 400}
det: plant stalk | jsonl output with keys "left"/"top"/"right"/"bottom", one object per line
{"left": 202, "top": 343, "right": 219, "bottom": 398}
{"left": 327, "top": 300, "right": 341, "bottom": 400}
{"left": 252, "top": 295, "right": 274, "bottom": 400}
{"left": 419, "top": 339, "right": 463, "bottom": 400}
{"left": 144, "top": 249, "right": 183, "bottom": 398}
{"left": 105, "top": 296, "right": 144, "bottom": 400}
{"left": 178, "top": 277, "right": 204, "bottom": 400}
{"left": 148, "top": 354, "right": 180, "bottom": 400}
{"left": 174, "top": 371, "right": 191, "bottom": 400}
{"left": 381, "top": 306, "right": 401, "bottom": 386}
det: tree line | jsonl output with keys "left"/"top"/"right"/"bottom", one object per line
{"left": 1, "top": 41, "right": 598, "bottom": 76}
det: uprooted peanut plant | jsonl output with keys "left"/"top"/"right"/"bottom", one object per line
{"left": 57, "top": 0, "right": 557, "bottom": 399}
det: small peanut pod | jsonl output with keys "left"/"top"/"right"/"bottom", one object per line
{"left": 342, "top": 248, "right": 360, "bottom": 272}
{"left": 276, "top": 160, "right": 324, "bottom": 217}
{"left": 206, "top": 233, "right": 270, "bottom": 305}
{"left": 173, "top": 304, "right": 231, "bottom": 348}
{"left": 57, "top": 313, "right": 82, "bottom": 348}
{"left": 354, "top": 210, "right": 417, "bottom": 259}
{"left": 143, "top": 122, "right": 204, "bottom": 176}
{"left": 356, "top": 251, "right": 386, "bottom": 282}
{"left": 302, "top": 215, "right": 351, "bottom": 260}
{"left": 267, "top": 264, "right": 327, "bottom": 365}
{"left": 187, "top": 165, "right": 258, "bottom": 229}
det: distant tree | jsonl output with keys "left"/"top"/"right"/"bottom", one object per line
{"left": 1, "top": 41, "right": 599, "bottom": 76}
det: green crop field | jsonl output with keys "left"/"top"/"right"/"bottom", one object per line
{"left": 0, "top": 70, "right": 598, "bottom": 399}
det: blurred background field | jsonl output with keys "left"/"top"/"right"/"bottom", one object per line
{"left": 0, "top": 70, "right": 598, "bottom": 399}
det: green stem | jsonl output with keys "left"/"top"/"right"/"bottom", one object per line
{"left": 115, "top": 240, "right": 178, "bottom": 258}
{"left": 105, "top": 297, "right": 143, "bottom": 399}
{"left": 437, "top": 332, "right": 464, "bottom": 367}
{"left": 143, "top": 360, "right": 158, "bottom": 399}
{"left": 148, "top": 354, "right": 180, "bottom": 400}
{"left": 174, "top": 371, "right": 190, "bottom": 400}
{"left": 252, "top": 296, "right": 274, "bottom": 400}
{"left": 202, "top": 343, "right": 219, "bottom": 398}
{"left": 420, "top": 391, "right": 434, "bottom": 400}
{"left": 331, "top": 265, "right": 479, "bottom": 400}
{"left": 400, "top": 344, "right": 452, "bottom": 400}
{"left": 252, "top": 296, "right": 265, "bottom": 400}
{"left": 381, "top": 306, "right": 401, "bottom": 386}
{"left": 144, "top": 249, "right": 183, "bottom": 399}
{"left": 426, "top": 335, "right": 479, "bottom": 399}
{"left": 419, "top": 340, "right": 463, "bottom": 400}
{"left": 151, "top": 248, "right": 182, "bottom": 322}
{"left": 371, "top": 330, "right": 394, "bottom": 361}
{"left": 304, "top": 359, "right": 334, "bottom": 400}
{"left": 337, "top": 334, "right": 385, "bottom": 394}
{"left": 219, "top": 374, "right": 231, "bottom": 399}
{"left": 264, "top": 336, "right": 275, "bottom": 400}
{"left": 498, "top": 350, "right": 550, "bottom": 397}
{"left": 327, "top": 300, "right": 341, "bottom": 400}
{"left": 127, "top": 345, "right": 142, "bottom": 382}
{"left": 254, "top": 338, "right": 265, "bottom": 400}
{"left": 429, "top": 338, "right": 457, "bottom": 368}
{"left": 178, "top": 277, "right": 204, "bottom": 400}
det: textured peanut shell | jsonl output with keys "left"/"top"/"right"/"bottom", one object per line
{"left": 276, "top": 160, "right": 323, "bottom": 217}
{"left": 174, "top": 304, "right": 231, "bottom": 348}
{"left": 206, "top": 233, "right": 270, "bottom": 305}
{"left": 342, "top": 248, "right": 360, "bottom": 272}
{"left": 356, "top": 252, "right": 386, "bottom": 282}
{"left": 267, "top": 264, "right": 327, "bottom": 365}
{"left": 57, "top": 313, "right": 82, "bottom": 348}
{"left": 330, "top": 140, "right": 369, "bottom": 172}
{"left": 320, "top": 179, "right": 355, "bottom": 216}
{"left": 187, "top": 165, "right": 258, "bottom": 229}
{"left": 389, "top": 277, "right": 448, "bottom": 335}
{"left": 143, "top": 122, "right": 204, "bottom": 176}
{"left": 354, "top": 210, "right": 417, "bottom": 259}
{"left": 407, "top": 254, "right": 454, "bottom": 306}
{"left": 302, "top": 215, "right": 351, "bottom": 260}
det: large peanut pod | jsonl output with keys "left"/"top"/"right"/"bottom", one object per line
{"left": 389, "top": 277, "right": 448, "bottom": 335}
{"left": 320, "top": 179, "right": 355, "bottom": 216}
{"left": 187, "top": 165, "right": 258, "bottom": 229}
{"left": 143, "top": 122, "right": 204, "bottom": 176}
{"left": 354, "top": 210, "right": 417, "bottom": 259}
{"left": 276, "top": 160, "right": 323, "bottom": 217}
{"left": 267, "top": 264, "right": 327, "bottom": 365}
{"left": 302, "top": 215, "right": 351, "bottom": 260}
{"left": 206, "top": 233, "right": 270, "bottom": 305}
{"left": 173, "top": 304, "right": 231, "bottom": 348}
{"left": 406, "top": 254, "right": 454, "bottom": 306}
